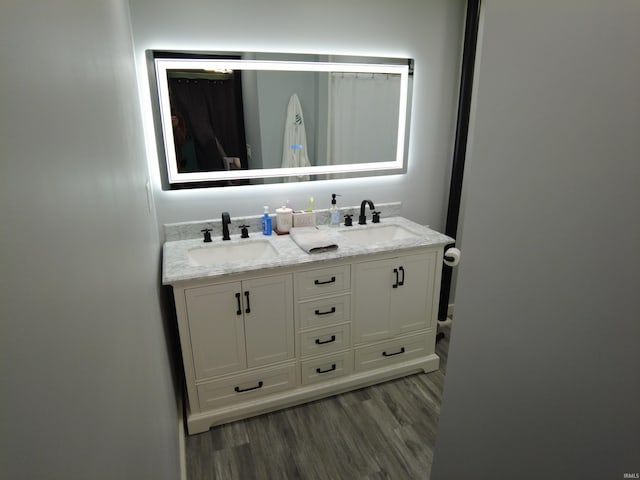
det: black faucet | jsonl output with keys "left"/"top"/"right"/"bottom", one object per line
{"left": 222, "top": 212, "right": 231, "bottom": 241}
{"left": 359, "top": 200, "right": 375, "bottom": 225}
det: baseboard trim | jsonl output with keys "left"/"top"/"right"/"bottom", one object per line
{"left": 177, "top": 394, "right": 187, "bottom": 480}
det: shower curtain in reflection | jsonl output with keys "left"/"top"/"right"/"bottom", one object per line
{"left": 328, "top": 73, "right": 400, "bottom": 167}
{"left": 168, "top": 77, "right": 245, "bottom": 173}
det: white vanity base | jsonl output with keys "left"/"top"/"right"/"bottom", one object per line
{"left": 164, "top": 216, "right": 453, "bottom": 436}
{"left": 186, "top": 353, "right": 439, "bottom": 434}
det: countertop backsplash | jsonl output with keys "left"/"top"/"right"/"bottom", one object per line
{"left": 164, "top": 202, "right": 403, "bottom": 242}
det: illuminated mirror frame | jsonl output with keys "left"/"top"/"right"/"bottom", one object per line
{"left": 153, "top": 53, "right": 413, "bottom": 187}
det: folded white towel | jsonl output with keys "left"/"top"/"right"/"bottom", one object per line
{"left": 290, "top": 227, "right": 338, "bottom": 254}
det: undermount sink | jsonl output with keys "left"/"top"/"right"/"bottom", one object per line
{"left": 188, "top": 240, "right": 278, "bottom": 266}
{"left": 338, "top": 224, "right": 419, "bottom": 244}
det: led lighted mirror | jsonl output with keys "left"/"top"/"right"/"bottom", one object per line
{"left": 152, "top": 51, "right": 413, "bottom": 188}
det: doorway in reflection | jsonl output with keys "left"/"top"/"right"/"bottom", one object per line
{"left": 168, "top": 70, "right": 247, "bottom": 174}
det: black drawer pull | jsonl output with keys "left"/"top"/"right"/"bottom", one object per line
{"left": 382, "top": 347, "right": 405, "bottom": 357}
{"left": 314, "top": 276, "right": 336, "bottom": 285}
{"left": 315, "top": 307, "right": 336, "bottom": 316}
{"left": 234, "top": 381, "right": 263, "bottom": 393}
{"left": 316, "top": 364, "right": 337, "bottom": 374}
{"left": 235, "top": 292, "right": 242, "bottom": 315}
{"left": 244, "top": 291, "right": 251, "bottom": 314}
{"left": 315, "top": 335, "right": 336, "bottom": 345}
{"left": 398, "top": 266, "right": 405, "bottom": 286}
{"left": 392, "top": 268, "right": 399, "bottom": 288}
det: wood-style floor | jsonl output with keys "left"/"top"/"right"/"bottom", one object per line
{"left": 185, "top": 323, "right": 452, "bottom": 480}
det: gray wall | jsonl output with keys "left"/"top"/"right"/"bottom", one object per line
{"left": 128, "top": 0, "right": 466, "bottom": 230}
{"left": 0, "top": 1, "right": 180, "bottom": 478}
{"left": 432, "top": 1, "right": 640, "bottom": 479}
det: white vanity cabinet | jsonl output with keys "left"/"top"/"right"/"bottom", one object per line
{"left": 165, "top": 220, "right": 450, "bottom": 434}
{"left": 351, "top": 250, "right": 441, "bottom": 375}
{"left": 173, "top": 272, "right": 296, "bottom": 428}
{"left": 185, "top": 275, "right": 295, "bottom": 379}
{"left": 294, "top": 264, "right": 355, "bottom": 385}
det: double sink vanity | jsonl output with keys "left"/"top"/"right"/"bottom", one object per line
{"left": 163, "top": 203, "right": 452, "bottom": 434}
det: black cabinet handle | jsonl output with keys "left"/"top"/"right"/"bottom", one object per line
{"left": 382, "top": 347, "right": 405, "bottom": 357}
{"left": 398, "top": 266, "right": 405, "bottom": 286}
{"left": 234, "top": 381, "right": 263, "bottom": 393}
{"left": 315, "top": 335, "right": 336, "bottom": 345}
{"left": 235, "top": 292, "right": 242, "bottom": 315}
{"left": 314, "top": 276, "right": 336, "bottom": 285}
{"left": 244, "top": 291, "right": 251, "bottom": 314}
{"left": 393, "top": 268, "right": 399, "bottom": 288}
{"left": 316, "top": 364, "right": 337, "bottom": 374}
{"left": 315, "top": 307, "right": 336, "bottom": 316}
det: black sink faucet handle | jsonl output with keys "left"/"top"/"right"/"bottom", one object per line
{"left": 344, "top": 214, "right": 353, "bottom": 227}
{"left": 200, "top": 228, "right": 212, "bottom": 243}
{"left": 239, "top": 225, "right": 250, "bottom": 238}
{"left": 372, "top": 211, "right": 381, "bottom": 223}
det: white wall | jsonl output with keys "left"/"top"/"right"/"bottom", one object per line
{"left": 0, "top": 1, "right": 180, "bottom": 478}
{"left": 432, "top": 1, "right": 640, "bottom": 478}
{"left": 128, "top": 0, "right": 466, "bottom": 230}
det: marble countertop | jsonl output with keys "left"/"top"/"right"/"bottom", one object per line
{"left": 163, "top": 216, "right": 454, "bottom": 285}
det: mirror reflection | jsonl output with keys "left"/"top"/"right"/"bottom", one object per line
{"left": 168, "top": 68, "right": 247, "bottom": 174}
{"left": 153, "top": 52, "right": 413, "bottom": 188}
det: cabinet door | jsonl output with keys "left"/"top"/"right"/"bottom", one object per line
{"left": 353, "top": 257, "right": 396, "bottom": 343}
{"left": 354, "top": 252, "right": 437, "bottom": 344}
{"left": 185, "top": 282, "right": 247, "bottom": 379}
{"left": 243, "top": 274, "right": 295, "bottom": 368}
{"left": 392, "top": 252, "right": 436, "bottom": 335}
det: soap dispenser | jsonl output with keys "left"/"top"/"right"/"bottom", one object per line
{"left": 262, "top": 206, "right": 272, "bottom": 236}
{"left": 329, "top": 193, "right": 341, "bottom": 226}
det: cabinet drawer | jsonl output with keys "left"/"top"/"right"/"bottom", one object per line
{"left": 300, "top": 351, "right": 354, "bottom": 385}
{"left": 197, "top": 364, "right": 297, "bottom": 411}
{"left": 295, "top": 265, "right": 351, "bottom": 299}
{"left": 297, "top": 294, "right": 351, "bottom": 330}
{"left": 354, "top": 333, "right": 428, "bottom": 372}
{"left": 299, "top": 323, "right": 351, "bottom": 357}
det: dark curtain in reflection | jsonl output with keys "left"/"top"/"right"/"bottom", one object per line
{"left": 168, "top": 76, "right": 246, "bottom": 172}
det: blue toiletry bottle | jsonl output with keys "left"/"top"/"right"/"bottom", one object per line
{"left": 262, "top": 206, "right": 272, "bottom": 235}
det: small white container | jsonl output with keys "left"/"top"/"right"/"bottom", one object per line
{"left": 276, "top": 206, "right": 293, "bottom": 233}
{"left": 292, "top": 211, "right": 316, "bottom": 228}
